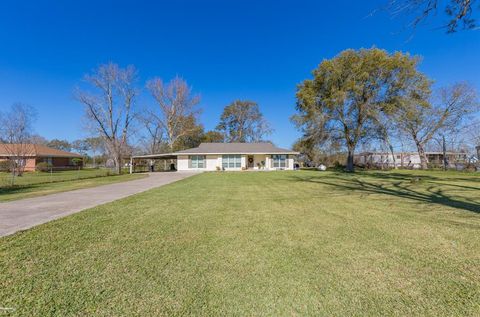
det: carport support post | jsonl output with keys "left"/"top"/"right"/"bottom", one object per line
{"left": 164, "top": 160, "right": 167, "bottom": 171}
{"left": 129, "top": 157, "right": 133, "bottom": 174}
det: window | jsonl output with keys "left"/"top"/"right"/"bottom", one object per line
{"left": 272, "top": 155, "right": 287, "bottom": 168}
{"left": 190, "top": 155, "right": 205, "bottom": 168}
{"left": 222, "top": 155, "right": 241, "bottom": 168}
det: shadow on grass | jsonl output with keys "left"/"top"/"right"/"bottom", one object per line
{"left": 290, "top": 172, "right": 480, "bottom": 214}
{"left": 0, "top": 184, "right": 38, "bottom": 193}
{"left": 365, "top": 171, "right": 480, "bottom": 184}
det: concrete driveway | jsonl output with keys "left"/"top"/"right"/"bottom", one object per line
{"left": 0, "top": 172, "right": 199, "bottom": 237}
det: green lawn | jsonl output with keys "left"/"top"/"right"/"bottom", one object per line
{"left": 0, "top": 170, "right": 479, "bottom": 316}
{"left": 0, "top": 169, "right": 145, "bottom": 202}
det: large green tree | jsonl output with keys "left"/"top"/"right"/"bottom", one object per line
{"left": 216, "top": 100, "right": 271, "bottom": 143}
{"left": 202, "top": 130, "right": 224, "bottom": 143}
{"left": 171, "top": 115, "right": 205, "bottom": 151}
{"left": 294, "top": 48, "right": 428, "bottom": 172}
{"left": 47, "top": 139, "right": 71, "bottom": 152}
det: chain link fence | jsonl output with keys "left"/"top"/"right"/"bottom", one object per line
{"left": 0, "top": 167, "right": 116, "bottom": 188}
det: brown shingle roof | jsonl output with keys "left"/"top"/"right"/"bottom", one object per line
{"left": 173, "top": 142, "right": 298, "bottom": 155}
{"left": 0, "top": 144, "right": 82, "bottom": 158}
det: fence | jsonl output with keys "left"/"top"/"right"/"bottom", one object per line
{"left": 0, "top": 167, "right": 116, "bottom": 188}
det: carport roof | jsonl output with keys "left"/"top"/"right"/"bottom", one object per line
{"left": 131, "top": 153, "right": 177, "bottom": 159}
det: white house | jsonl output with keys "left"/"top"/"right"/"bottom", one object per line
{"left": 131, "top": 143, "right": 299, "bottom": 172}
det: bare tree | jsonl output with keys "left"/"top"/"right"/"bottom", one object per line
{"left": 394, "top": 82, "right": 479, "bottom": 169}
{"left": 389, "top": 0, "right": 478, "bottom": 32}
{"left": 146, "top": 76, "right": 201, "bottom": 151}
{"left": 0, "top": 103, "right": 37, "bottom": 182}
{"left": 138, "top": 113, "right": 165, "bottom": 154}
{"left": 28, "top": 134, "right": 48, "bottom": 145}
{"left": 75, "top": 63, "right": 138, "bottom": 174}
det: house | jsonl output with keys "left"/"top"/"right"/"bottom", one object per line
{"left": 130, "top": 142, "right": 299, "bottom": 172}
{"left": 354, "top": 151, "right": 468, "bottom": 169}
{"left": 0, "top": 144, "right": 83, "bottom": 172}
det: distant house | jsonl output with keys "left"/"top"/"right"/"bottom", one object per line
{"left": 0, "top": 144, "right": 83, "bottom": 171}
{"left": 131, "top": 143, "right": 299, "bottom": 172}
{"left": 354, "top": 151, "right": 468, "bottom": 169}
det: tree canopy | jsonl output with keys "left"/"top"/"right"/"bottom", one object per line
{"left": 294, "top": 48, "right": 429, "bottom": 171}
{"left": 216, "top": 100, "right": 271, "bottom": 143}
{"left": 47, "top": 139, "right": 72, "bottom": 152}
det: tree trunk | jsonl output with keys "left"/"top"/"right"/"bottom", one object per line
{"left": 113, "top": 153, "right": 122, "bottom": 174}
{"left": 389, "top": 144, "right": 397, "bottom": 169}
{"left": 346, "top": 148, "right": 355, "bottom": 172}
{"left": 415, "top": 141, "right": 428, "bottom": 170}
{"left": 442, "top": 135, "right": 447, "bottom": 171}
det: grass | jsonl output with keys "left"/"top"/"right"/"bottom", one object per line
{"left": 0, "top": 170, "right": 479, "bottom": 316}
{"left": 0, "top": 169, "right": 145, "bottom": 202}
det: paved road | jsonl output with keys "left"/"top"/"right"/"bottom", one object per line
{"left": 0, "top": 172, "right": 199, "bottom": 237}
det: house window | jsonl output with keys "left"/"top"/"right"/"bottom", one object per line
{"left": 222, "top": 155, "right": 241, "bottom": 168}
{"left": 190, "top": 155, "right": 205, "bottom": 168}
{"left": 272, "top": 155, "right": 287, "bottom": 168}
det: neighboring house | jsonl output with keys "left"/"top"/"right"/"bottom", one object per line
{"left": 131, "top": 142, "right": 299, "bottom": 172}
{"left": 354, "top": 151, "right": 469, "bottom": 169}
{"left": 0, "top": 144, "right": 83, "bottom": 172}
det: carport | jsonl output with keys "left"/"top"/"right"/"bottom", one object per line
{"left": 129, "top": 153, "right": 178, "bottom": 173}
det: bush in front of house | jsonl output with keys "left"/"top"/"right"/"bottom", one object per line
{"left": 0, "top": 160, "right": 11, "bottom": 172}
{"left": 36, "top": 162, "right": 51, "bottom": 172}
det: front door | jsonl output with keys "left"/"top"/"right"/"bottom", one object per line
{"left": 247, "top": 155, "right": 254, "bottom": 169}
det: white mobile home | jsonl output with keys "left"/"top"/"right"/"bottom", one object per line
{"left": 354, "top": 151, "right": 468, "bottom": 169}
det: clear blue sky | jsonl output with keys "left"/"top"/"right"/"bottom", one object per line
{"left": 0, "top": 0, "right": 479, "bottom": 148}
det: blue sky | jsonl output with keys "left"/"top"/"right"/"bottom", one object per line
{"left": 0, "top": 0, "right": 479, "bottom": 148}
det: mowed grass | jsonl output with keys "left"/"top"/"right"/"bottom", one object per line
{"left": 0, "top": 170, "right": 479, "bottom": 316}
{"left": 0, "top": 170, "right": 145, "bottom": 202}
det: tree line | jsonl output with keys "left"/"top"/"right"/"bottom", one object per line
{"left": 0, "top": 63, "right": 272, "bottom": 175}
{"left": 293, "top": 48, "right": 479, "bottom": 172}
{"left": 2, "top": 50, "right": 479, "bottom": 175}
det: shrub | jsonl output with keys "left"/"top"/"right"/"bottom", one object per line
{"left": 0, "top": 160, "right": 11, "bottom": 172}
{"left": 36, "top": 162, "right": 51, "bottom": 172}
{"left": 464, "top": 163, "right": 477, "bottom": 172}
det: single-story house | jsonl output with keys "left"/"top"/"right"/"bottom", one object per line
{"left": 354, "top": 151, "right": 468, "bottom": 169}
{"left": 130, "top": 142, "right": 299, "bottom": 172}
{"left": 0, "top": 144, "right": 83, "bottom": 172}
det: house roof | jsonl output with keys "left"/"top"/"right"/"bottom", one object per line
{"left": 0, "top": 144, "right": 82, "bottom": 158}
{"left": 173, "top": 142, "right": 299, "bottom": 155}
